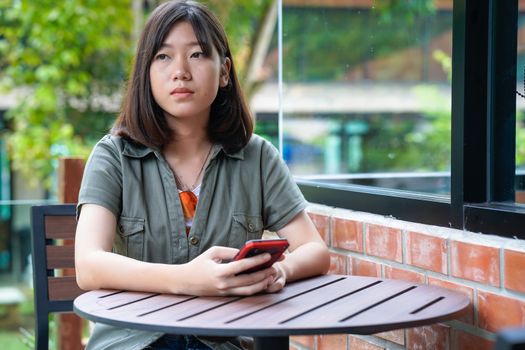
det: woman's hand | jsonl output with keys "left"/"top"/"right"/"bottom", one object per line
{"left": 178, "top": 246, "right": 277, "bottom": 296}
{"left": 264, "top": 261, "right": 287, "bottom": 293}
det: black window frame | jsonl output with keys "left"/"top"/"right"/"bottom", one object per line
{"left": 295, "top": 0, "right": 525, "bottom": 240}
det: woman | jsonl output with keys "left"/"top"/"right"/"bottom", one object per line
{"left": 75, "top": 1, "right": 330, "bottom": 349}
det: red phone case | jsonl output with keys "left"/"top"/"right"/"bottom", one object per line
{"left": 233, "top": 238, "right": 289, "bottom": 274}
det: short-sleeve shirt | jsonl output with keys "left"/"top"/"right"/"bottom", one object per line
{"left": 77, "top": 133, "right": 307, "bottom": 350}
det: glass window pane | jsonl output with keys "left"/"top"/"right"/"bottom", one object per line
{"left": 267, "top": 0, "right": 453, "bottom": 194}
{"left": 517, "top": 3, "right": 525, "bottom": 205}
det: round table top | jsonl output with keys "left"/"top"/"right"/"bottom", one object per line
{"left": 73, "top": 274, "right": 470, "bottom": 337}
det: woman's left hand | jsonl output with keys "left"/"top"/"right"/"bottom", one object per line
{"left": 264, "top": 262, "right": 287, "bottom": 293}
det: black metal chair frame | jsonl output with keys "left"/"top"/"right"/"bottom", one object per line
{"left": 495, "top": 327, "right": 525, "bottom": 350}
{"left": 31, "top": 204, "right": 83, "bottom": 350}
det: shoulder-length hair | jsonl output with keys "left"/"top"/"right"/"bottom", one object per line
{"left": 113, "top": 0, "right": 253, "bottom": 153}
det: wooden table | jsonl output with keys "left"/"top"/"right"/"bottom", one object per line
{"left": 73, "top": 274, "right": 469, "bottom": 349}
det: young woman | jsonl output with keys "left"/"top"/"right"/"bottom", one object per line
{"left": 75, "top": 1, "right": 330, "bottom": 349}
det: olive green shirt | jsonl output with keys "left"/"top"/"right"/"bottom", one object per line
{"left": 78, "top": 134, "right": 307, "bottom": 350}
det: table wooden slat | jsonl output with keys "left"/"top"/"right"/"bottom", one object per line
{"left": 74, "top": 275, "right": 470, "bottom": 337}
{"left": 142, "top": 276, "right": 350, "bottom": 325}
{"left": 273, "top": 279, "right": 416, "bottom": 327}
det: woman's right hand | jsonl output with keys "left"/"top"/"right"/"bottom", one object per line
{"left": 177, "top": 246, "right": 277, "bottom": 296}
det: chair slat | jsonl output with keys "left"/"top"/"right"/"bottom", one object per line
{"left": 45, "top": 215, "right": 77, "bottom": 239}
{"left": 46, "top": 245, "right": 75, "bottom": 269}
{"left": 48, "top": 276, "right": 84, "bottom": 301}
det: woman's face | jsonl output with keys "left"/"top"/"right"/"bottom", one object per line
{"left": 149, "top": 21, "right": 230, "bottom": 123}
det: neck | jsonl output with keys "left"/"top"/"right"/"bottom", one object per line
{"left": 164, "top": 109, "right": 209, "bottom": 142}
{"left": 164, "top": 135, "right": 211, "bottom": 159}
{"left": 163, "top": 119, "right": 210, "bottom": 158}
{"left": 166, "top": 140, "right": 214, "bottom": 192}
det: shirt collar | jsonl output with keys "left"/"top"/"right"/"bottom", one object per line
{"left": 215, "top": 144, "right": 244, "bottom": 160}
{"left": 121, "top": 140, "right": 158, "bottom": 158}
{"left": 121, "top": 139, "right": 245, "bottom": 160}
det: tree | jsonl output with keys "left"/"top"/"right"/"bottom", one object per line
{"left": 204, "top": 0, "right": 274, "bottom": 94}
{"left": 0, "top": 0, "right": 273, "bottom": 188}
{"left": 0, "top": 0, "right": 134, "bottom": 187}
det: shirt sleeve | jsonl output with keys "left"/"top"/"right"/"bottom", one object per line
{"left": 260, "top": 138, "right": 308, "bottom": 232}
{"left": 77, "top": 135, "right": 123, "bottom": 219}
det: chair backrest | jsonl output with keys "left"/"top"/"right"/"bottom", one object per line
{"left": 31, "top": 204, "right": 85, "bottom": 350}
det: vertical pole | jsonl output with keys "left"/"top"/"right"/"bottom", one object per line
{"left": 487, "top": 0, "right": 517, "bottom": 202}
{"left": 450, "top": 0, "right": 490, "bottom": 227}
{"left": 277, "top": 0, "right": 284, "bottom": 157}
{"left": 254, "top": 336, "right": 290, "bottom": 350}
{"left": 57, "top": 157, "right": 85, "bottom": 350}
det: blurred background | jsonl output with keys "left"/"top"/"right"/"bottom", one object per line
{"left": 0, "top": 0, "right": 524, "bottom": 348}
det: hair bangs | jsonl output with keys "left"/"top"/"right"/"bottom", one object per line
{"left": 187, "top": 12, "right": 214, "bottom": 57}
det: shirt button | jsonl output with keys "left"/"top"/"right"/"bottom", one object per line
{"left": 248, "top": 223, "right": 255, "bottom": 231}
{"left": 189, "top": 236, "right": 199, "bottom": 245}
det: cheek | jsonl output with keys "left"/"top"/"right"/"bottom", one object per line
{"left": 149, "top": 70, "right": 162, "bottom": 99}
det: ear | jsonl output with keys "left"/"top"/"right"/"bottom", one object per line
{"left": 219, "top": 57, "right": 231, "bottom": 88}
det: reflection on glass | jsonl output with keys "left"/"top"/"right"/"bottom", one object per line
{"left": 517, "top": 3, "right": 525, "bottom": 205}
{"left": 253, "top": 0, "right": 453, "bottom": 194}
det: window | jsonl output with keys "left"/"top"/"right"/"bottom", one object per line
{"left": 517, "top": 1, "right": 525, "bottom": 206}
{"left": 282, "top": 1, "right": 452, "bottom": 196}
{"left": 262, "top": 0, "right": 525, "bottom": 238}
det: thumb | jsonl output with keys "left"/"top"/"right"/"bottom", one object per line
{"left": 205, "top": 246, "right": 239, "bottom": 261}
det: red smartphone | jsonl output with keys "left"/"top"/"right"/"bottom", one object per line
{"left": 233, "top": 238, "right": 289, "bottom": 274}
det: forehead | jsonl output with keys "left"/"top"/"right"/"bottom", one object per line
{"left": 162, "top": 21, "right": 199, "bottom": 46}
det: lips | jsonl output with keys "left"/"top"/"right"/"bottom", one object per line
{"left": 170, "top": 87, "right": 194, "bottom": 95}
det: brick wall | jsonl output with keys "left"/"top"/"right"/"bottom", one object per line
{"left": 289, "top": 204, "right": 525, "bottom": 350}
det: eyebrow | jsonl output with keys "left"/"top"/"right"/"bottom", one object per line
{"left": 159, "top": 41, "right": 201, "bottom": 49}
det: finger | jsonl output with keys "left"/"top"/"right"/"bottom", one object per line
{"left": 265, "top": 279, "right": 285, "bottom": 293}
{"left": 232, "top": 267, "right": 275, "bottom": 286}
{"left": 222, "top": 276, "right": 274, "bottom": 296}
{"left": 205, "top": 246, "right": 240, "bottom": 261}
{"left": 230, "top": 252, "right": 272, "bottom": 275}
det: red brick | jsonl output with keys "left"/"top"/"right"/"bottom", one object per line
{"left": 384, "top": 265, "right": 425, "bottom": 283}
{"left": 504, "top": 249, "right": 525, "bottom": 293}
{"left": 478, "top": 290, "right": 525, "bottom": 332}
{"left": 451, "top": 329, "right": 494, "bottom": 350}
{"left": 365, "top": 224, "right": 402, "bottom": 262}
{"left": 317, "top": 334, "right": 347, "bottom": 350}
{"left": 450, "top": 240, "right": 500, "bottom": 287}
{"left": 349, "top": 336, "right": 385, "bottom": 350}
{"left": 291, "top": 335, "right": 315, "bottom": 349}
{"left": 406, "top": 231, "right": 447, "bottom": 274}
{"left": 516, "top": 190, "right": 525, "bottom": 204}
{"left": 308, "top": 212, "right": 330, "bottom": 245}
{"left": 349, "top": 257, "right": 381, "bottom": 277}
{"left": 374, "top": 330, "right": 404, "bottom": 345}
{"left": 407, "top": 324, "right": 450, "bottom": 350}
{"left": 329, "top": 252, "right": 348, "bottom": 275}
{"left": 427, "top": 276, "right": 474, "bottom": 324}
{"left": 332, "top": 217, "right": 363, "bottom": 252}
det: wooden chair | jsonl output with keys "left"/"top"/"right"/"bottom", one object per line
{"left": 31, "top": 204, "right": 85, "bottom": 350}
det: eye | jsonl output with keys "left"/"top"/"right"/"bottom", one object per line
{"left": 154, "top": 53, "right": 170, "bottom": 61}
{"left": 190, "top": 51, "right": 204, "bottom": 59}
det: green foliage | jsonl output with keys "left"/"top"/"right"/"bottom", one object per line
{"left": 0, "top": 0, "right": 272, "bottom": 188}
{"left": 402, "top": 46, "right": 453, "bottom": 172}
{"left": 374, "top": 0, "right": 435, "bottom": 24}
{"left": 281, "top": 2, "right": 450, "bottom": 82}
{"left": 204, "top": 0, "right": 273, "bottom": 83}
{"left": 278, "top": 1, "right": 453, "bottom": 175}
{"left": 0, "top": 0, "right": 133, "bottom": 187}
{"left": 405, "top": 85, "right": 451, "bottom": 171}
{"left": 517, "top": 111, "right": 525, "bottom": 168}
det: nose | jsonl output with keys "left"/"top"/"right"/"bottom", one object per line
{"left": 171, "top": 58, "right": 191, "bottom": 81}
